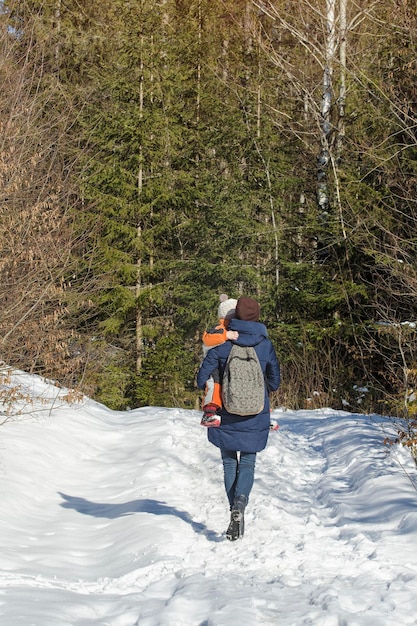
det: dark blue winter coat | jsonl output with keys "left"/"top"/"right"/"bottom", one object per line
{"left": 197, "top": 318, "right": 280, "bottom": 453}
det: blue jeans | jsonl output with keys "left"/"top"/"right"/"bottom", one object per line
{"left": 220, "top": 450, "right": 257, "bottom": 508}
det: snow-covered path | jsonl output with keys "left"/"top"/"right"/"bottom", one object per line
{"left": 1, "top": 372, "right": 417, "bottom": 625}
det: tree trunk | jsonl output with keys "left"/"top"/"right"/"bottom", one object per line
{"left": 317, "top": 0, "right": 337, "bottom": 214}
{"left": 136, "top": 40, "right": 144, "bottom": 376}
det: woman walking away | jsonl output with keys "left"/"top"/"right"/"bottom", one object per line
{"left": 197, "top": 296, "right": 280, "bottom": 541}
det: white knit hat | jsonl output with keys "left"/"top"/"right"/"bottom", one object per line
{"left": 217, "top": 294, "right": 238, "bottom": 320}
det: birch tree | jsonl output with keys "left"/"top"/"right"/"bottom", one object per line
{"left": 316, "top": 0, "right": 336, "bottom": 215}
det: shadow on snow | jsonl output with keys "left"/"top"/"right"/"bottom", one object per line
{"left": 58, "top": 492, "right": 223, "bottom": 542}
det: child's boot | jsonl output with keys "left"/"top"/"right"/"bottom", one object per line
{"left": 200, "top": 404, "right": 221, "bottom": 428}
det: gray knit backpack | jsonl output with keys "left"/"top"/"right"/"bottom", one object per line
{"left": 221, "top": 344, "right": 265, "bottom": 416}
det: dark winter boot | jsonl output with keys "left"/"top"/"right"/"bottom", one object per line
{"left": 226, "top": 495, "right": 247, "bottom": 541}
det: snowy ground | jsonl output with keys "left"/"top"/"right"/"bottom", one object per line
{"left": 1, "top": 369, "right": 417, "bottom": 625}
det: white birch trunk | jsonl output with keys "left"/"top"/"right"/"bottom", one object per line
{"left": 317, "top": 0, "right": 337, "bottom": 213}
{"left": 337, "top": 0, "right": 347, "bottom": 161}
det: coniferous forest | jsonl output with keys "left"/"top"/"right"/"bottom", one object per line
{"left": 1, "top": 0, "right": 417, "bottom": 417}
